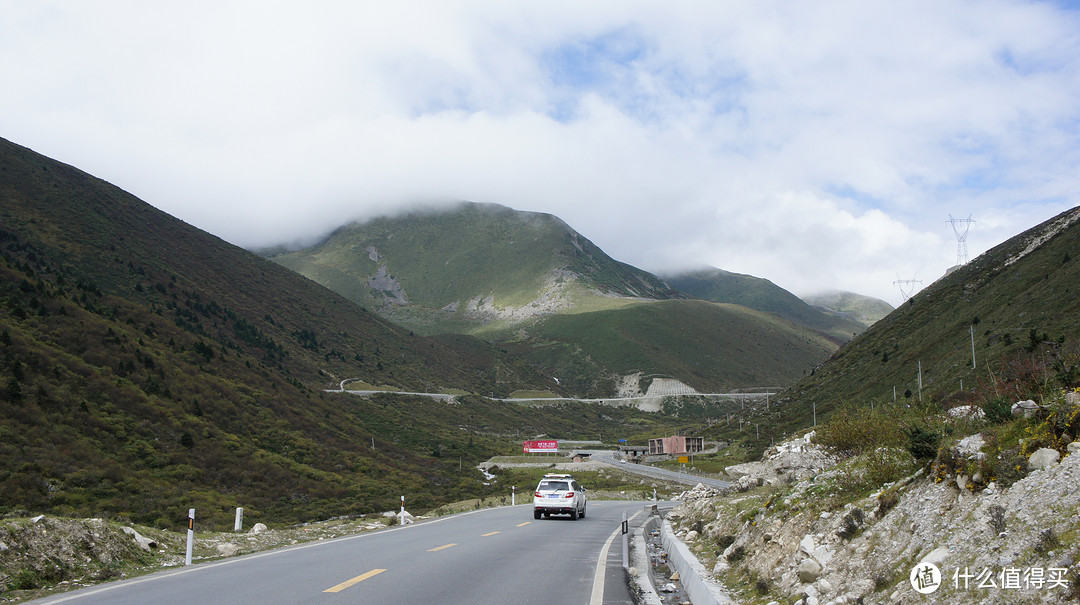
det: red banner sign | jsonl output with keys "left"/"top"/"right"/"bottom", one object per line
{"left": 522, "top": 440, "right": 559, "bottom": 453}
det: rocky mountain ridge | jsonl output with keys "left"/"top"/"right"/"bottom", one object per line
{"left": 266, "top": 201, "right": 681, "bottom": 331}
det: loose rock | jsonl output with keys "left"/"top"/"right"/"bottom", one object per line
{"left": 797, "top": 557, "right": 822, "bottom": 583}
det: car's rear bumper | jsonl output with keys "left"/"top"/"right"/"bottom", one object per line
{"left": 534, "top": 501, "right": 579, "bottom": 513}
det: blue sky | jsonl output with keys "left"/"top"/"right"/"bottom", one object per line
{"left": 1, "top": 0, "right": 1079, "bottom": 306}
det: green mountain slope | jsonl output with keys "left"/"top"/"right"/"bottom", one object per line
{"left": 664, "top": 267, "right": 870, "bottom": 341}
{"left": 493, "top": 299, "right": 838, "bottom": 396}
{"left": 0, "top": 137, "right": 573, "bottom": 528}
{"left": 802, "top": 290, "right": 894, "bottom": 328}
{"left": 777, "top": 205, "right": 1080, "bottom": 428}
{"left": 267, "top": 204, "right": 847, "bottom": 396}
{"left": 265, "top": 202, "right": 681, "bottom": 333}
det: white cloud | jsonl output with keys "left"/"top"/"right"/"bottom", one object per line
{"left": 1, "top": 0, "right": 1078, "bottom": 306}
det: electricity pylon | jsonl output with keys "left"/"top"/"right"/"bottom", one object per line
{"left": 893, "top": 275, "right": 922, "bottom": 301}
{"left": 948, "top": 214, "right": 975, "bottom": 266}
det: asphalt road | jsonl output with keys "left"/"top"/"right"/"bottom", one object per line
{"left": 28, "top": 502, "right": 653, "bottom": 605}
{"left": 585, "top": 449, "right": 732, "bottom": 490}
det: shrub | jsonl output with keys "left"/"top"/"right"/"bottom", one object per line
{"left": 817, "top": 407, "right": 905, "bottom": 457}
{"left": 1034, "top": 528, "right": 1060, "bottom": 555}
{"left": 874, "top": 573, "right": 894, "bottom": 592}
{"left": 754, "top": 576, "right": 770, "bottom": 595}
{"left": 983, "top": 398, "right": 1012, "bottom": 424}
{"left": 726, "top": 545, "right": 747, "bottom": 563}
{"left": 987, "top": 505, "right": 1006, "bottom": 535}
{"left": 836, "top": 508, "right": 865, "bottom": 541}
{"left": 876, "top": 488, "right": 900, "bottom": 518}
{"left": 864, "top": 448, "right": 917, "bottom": 486}
{"left": 904, "top": 426, "right": 940, "bottom": 461}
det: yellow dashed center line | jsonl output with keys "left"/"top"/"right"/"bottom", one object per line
{"left": 428, "top": 543, "right": 457, "bottom": 552}
{"left": 323, "top": 568, "right": 386, "bottom": 593}
{"left": 482, "top": 531, "right": 500, "bottom": 536}
{"left": 516, "top": 522, "right": 531, "bottom": 527}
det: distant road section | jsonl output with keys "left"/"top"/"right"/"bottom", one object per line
{"left": 585, "top": 450, "right": 731, "bottom": 490}
{"left": 330, "top": 376, "right": 780, "bottom": 405}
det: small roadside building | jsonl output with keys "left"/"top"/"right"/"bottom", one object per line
{"left": 648, "top": 435, "right": 704, "bottom": 456}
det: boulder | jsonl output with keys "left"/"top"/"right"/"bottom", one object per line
{"left": 919, "top": 546, "right": 951, "bottom": 567}
{"left": 736, "top": 475, "right": 763, "bottom": 492}
{"left": 797, "top": 557, "right": 823, "bottom": 583}
{"left": 250, "top": 523, "right": 268, "bottom": 534}
{"left": 1066, "top": 391, "right": 1080, "bottom": 407}
{"left": 1068, "top": 441, "right": 1080, "bottom": 454}
{"left": 799, "top": 534, "right": 834, "bottom": 567}
{"left": 1028, "top": 448, "right": 1060, "bottom": 470}
{"left": 121, "top": 526, "right": 157, "bottom": 551}
{"left": 216, "top": 543, "right": 240, "bottom": 557}
{"left": 956, "top": 434, "right": 986, "bottom": 459}
{"left": 956, "top": 474, "right": 970, "bottom": 491}
{"left": 1012, "top": 400, "right": 1040, "bottom": 418}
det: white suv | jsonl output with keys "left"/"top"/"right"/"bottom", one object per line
{"left": 533, "top": 473, "right": 586, "bottom": 520}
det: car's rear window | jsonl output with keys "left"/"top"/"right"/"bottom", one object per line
{"left": 538, "top": 481, "right": 569, "bottom": 491}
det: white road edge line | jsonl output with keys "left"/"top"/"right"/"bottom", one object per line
{"left": 590, "top": 509, "right": 642, "bottom": 605}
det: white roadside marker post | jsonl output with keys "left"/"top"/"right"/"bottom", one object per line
{"left": 512, "top": 486, "right": 516, "bottom": 507}
{"left": 399, "top": 495, "right": 405, "bottom": 525}
{"left": 621, "top": 512, "right": 629, "bottom": 569}
{"left": 234, "top": 507, "right": 244, "bottom": 532}
{"left": 185, "top": 508, "right": 195, "bottom": 566}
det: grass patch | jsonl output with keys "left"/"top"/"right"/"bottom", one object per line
{"left": 507, "top": 390, "right": 560, "bottom": 399}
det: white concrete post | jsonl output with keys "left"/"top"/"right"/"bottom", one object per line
{"left": 399, "top": 495, "right": 405, "bottom": 525}
{"left": 512, "top": 486, "right": 516, "bottom": 507}
{"left": 185, "top": 508, "right": 195, "bottom": 566}
{"left": 234, "top": 507, "right": 244, "bottom": 532}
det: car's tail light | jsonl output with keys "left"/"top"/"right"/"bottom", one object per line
{"left": 534, "top": 491, "right": 542, "bottom": 497}
{"left": 564, "top": 491, "right": 575, "bottom": 498}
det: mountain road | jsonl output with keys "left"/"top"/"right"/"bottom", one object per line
{"left": 27, "top": 502, "right": 654, "bottom": 605}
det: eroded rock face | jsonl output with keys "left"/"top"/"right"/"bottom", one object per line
{"left": 367, "top": 265, "right": 409, "bottom": 305}
{"left": 725, "top": 431, "right": 836, "bottom": 487}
